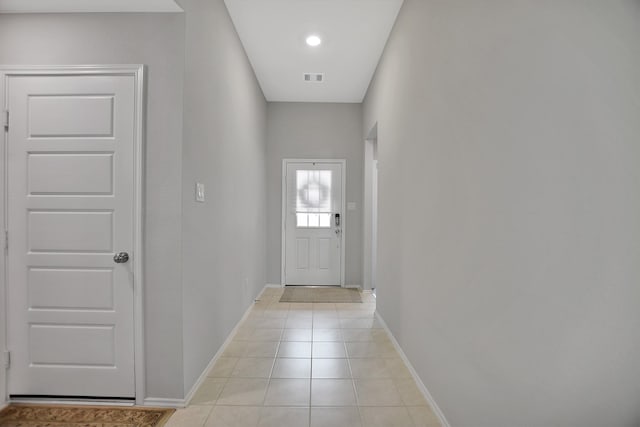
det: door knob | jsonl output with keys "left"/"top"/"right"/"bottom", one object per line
{"left": 113, "top": 252, "right": 130, "bottom": 264}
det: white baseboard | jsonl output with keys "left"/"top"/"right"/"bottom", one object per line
{"left": 375, "top": 311, "right": 451, "bottom": 427}
{"left": 181, "top": 285, "right": 270, "bottom": 407}
{"left": 4, "top": 286, "right": 273, "bottom": 411}
{"left": 143, "top": 397, "right": 185, "bottom": 408}
{"left": 265, "top": 283, "right": 283, "bottom": 289}
{"left": 10, "top": 398, "right": 134, "bottom": 407}
{"left": 270, "top": 283, "right": 362, "bottom": 289}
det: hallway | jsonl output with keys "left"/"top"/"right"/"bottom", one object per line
{"left": 1, "top": 1, "right": 639, "bottom": 425}
{"left": 166, "top": 288, "right": 440, "bottom": 427}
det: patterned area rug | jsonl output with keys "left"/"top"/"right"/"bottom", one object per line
{"left": 280, "top": 287, "right": 362, "bottom": 303}
{"left": 0, "top": 404, "right": 174, "bottom": 427}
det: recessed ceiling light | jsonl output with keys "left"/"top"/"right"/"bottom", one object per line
{"left": 306, "top": 35, "right": 322, "bottom": 47}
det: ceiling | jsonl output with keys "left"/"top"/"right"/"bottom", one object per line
{"left": 0, "top": 0, "right": 182, "bottom": 13}
{"left": 224, "top": 0, "right": 404, "bottom": 103}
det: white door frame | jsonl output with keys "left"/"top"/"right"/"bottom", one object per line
{"left": 363, "top": 124, "right": 378, "bottom": 291}
{"left": 281, "top": 159, "right": 346, "bottom": 288}
{"left": 0, "top": 65, "right": 146, "bottom": 405}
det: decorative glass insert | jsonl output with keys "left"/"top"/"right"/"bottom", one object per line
{"left": 296, "top": 170, "right": 332, "bottom": 228}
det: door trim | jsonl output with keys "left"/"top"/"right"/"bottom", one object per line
{"left": 0, "top": 65, "right": 146, "bottom": 405}
{"left": 281, "top": 159, "right": 346, "bottom": 288}
{"left": 363, "top": 123, "right": 378, "bottom": 291}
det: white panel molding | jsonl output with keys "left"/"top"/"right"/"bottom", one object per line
{"left": 0, "top": 65, "right": 146, "bottom": 405}
{"left": 375, "top": 311, "right": 451, "bottom": 427}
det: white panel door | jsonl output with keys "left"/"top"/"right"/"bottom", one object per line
{"left": 6, "top": 74, "right": 136, "bottom": 398}
{"left": 285, "top": 162, "right": 343, "bottom": 286}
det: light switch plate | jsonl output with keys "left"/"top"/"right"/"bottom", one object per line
{"left": 195, "top": 182, "right": 205, "bottom": 203}
{"left": 347, "top": 202, "right": 357, "bottom": 211}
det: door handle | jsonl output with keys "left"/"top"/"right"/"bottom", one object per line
{"left": 113, "top": 252, "right": 130, "bottom": 264}
{"left": 335, "top": 213, "right": 341, "bottom": 227}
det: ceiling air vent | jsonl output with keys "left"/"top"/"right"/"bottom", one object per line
{"left": 304, "top": 73, "right": 324, "bottom": 83}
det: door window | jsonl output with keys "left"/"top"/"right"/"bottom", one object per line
{"left": 296, "top": 170, "right": 332, "bottom": 228}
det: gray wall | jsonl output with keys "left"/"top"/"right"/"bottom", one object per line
{"left": 266, "top": 102, "right": 363, "bottom": 286}
{"left": 363, "top": 1, "right": 640, "bottom": 426}
{"left": 0, "top": 13, "right": 186, "bottom": 400}
{"left": 0, "top": 4, "right": 268, "bottom": 402}
{"left": 177, "top": 0, "right": 268, "bottom": 395}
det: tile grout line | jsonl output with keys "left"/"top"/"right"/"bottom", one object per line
{"left": 185, "top": 289, "right": 425, "bottom": 427}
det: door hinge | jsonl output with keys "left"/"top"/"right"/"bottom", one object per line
{"left": 4, "top": 230, "right": 7, "bottom": 251}
{"left": 2, "top": 110, "right": 8, "bottom": 131}
{"left": 3, "top": 351, "right": 9, "bottom": 369}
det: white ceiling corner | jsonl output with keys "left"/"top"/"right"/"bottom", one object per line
{"left": 0, "top": 0, "right": 183, "bottom": 13}
{"left": 224, "top": 0, "right": 404, "bottom": 103}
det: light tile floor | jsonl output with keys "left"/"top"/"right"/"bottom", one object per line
{"left": 165, "top": 288, "right": 441, "bottom": 427}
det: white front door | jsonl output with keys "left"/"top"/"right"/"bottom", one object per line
{"left": 284, "top": 161, "right": 344, "bottom": 286}
{"left": 5, "top": 73, "right": 137, "bottom": 398}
